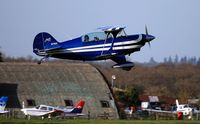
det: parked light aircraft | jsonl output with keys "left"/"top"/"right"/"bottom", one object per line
{"left": 21, "top": 100, "right": 85, "bottom": 119}
{"left": 33, "top": 26, "right": 155, "bottom": 70}
{"left": 143, "top": 99, "right": 193, "bottom": 117}
{"left": 175, "top": 99, "right": 192, "bottom": 115}
{"left": 0, "top": 96, "right": 8, "bottom": 114}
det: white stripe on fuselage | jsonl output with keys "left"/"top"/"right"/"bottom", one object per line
{"left": 37, "top": 35, "right": 143, "bottom": 55}
{"left": 71, "top": 45, "right": 142, "bottom": 53}
{"left": 37, "top": 44, "right": 142, "bottom": 55}
{"left": 68, "top": 34, "right": 142, "bottom": 50}
{"left": 41, "top": 44, "right": 142, "bottom": 55}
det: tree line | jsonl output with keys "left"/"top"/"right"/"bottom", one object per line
{"left": 1, "top": 50, "right": 200, "bottom": 104}
{"left": 148, "top": 55, "right": 200, "bottom": 66}
{"left": 94, "top": 63, "right": 200, "bottom": 104}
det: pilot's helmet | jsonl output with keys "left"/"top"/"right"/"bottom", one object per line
{"left": 84, "top": 35, "right": 89, "bottom": 42}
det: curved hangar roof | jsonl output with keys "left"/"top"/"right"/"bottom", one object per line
{"left": 0, "top": 62, "right": 118, "bottom": 119}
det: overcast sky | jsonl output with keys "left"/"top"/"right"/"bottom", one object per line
{"left": 0, "top": 0, "right": 200, "bottom": 62}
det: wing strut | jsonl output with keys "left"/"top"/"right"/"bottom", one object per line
{"left": 96, "top": 26, "right": 126, "bottom": 60}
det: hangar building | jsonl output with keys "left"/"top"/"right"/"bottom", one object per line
{"left": 0, "top": 62, "right": 119, "bottom": 119}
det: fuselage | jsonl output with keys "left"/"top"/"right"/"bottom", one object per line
{"left": 21, "top": 105, "right": 55, "bottom": 116}
{"left": 21, "top": 100, "right": 85, "bottom": 117}
{"left": 176, "top": 104, "right": 192, "bottom": 115}
{"left": 36, "top": 34, "right": 151, "bottom": 61}
{"left": 33, "top": 27, "right": 155, "bottom": 70}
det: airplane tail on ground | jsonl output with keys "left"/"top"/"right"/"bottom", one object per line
{"left": 0, "top": 96, "right": 8, "bottom": 111}
{"left": 176, "top": 99, "right": 179, "bottom": 107}
{"left": 33, "top": 32, "right": 61, "bottom": 56}
{"left": 70, "top": 100, "right": 85, "bottom": 113}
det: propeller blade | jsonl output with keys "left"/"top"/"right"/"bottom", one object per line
{"left": 145, "top": 25, "right": 151, "bottom": 48}
{"left": 145, "top": 25, "right": 148, "bottom": 35}
{"left": 148, "top": 41, "right": 151, "bottom": 48}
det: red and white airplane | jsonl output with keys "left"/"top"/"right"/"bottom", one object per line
{"left": 142, "top": 99, "right": 194, "bottom": 119}
{"left": 21, "top": 100, "right": 85, "bottom": 119}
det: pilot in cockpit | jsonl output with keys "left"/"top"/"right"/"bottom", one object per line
{"left": 84, "top": 35, "right": 89, "bottom": 42}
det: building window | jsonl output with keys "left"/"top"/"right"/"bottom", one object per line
{"left": 27, "top": 99, "right": 36, "bottom": 106}
{"left": 64, "top": 100, "right": 73, "bottom": 106}
{"left": 100, "top": 100, "right": 110, "bottom": 108}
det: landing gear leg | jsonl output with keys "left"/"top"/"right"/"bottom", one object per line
{"left": 28, "top": 115, "right": 31, "bottom": 120}
{"left": 37, "top": 56, "right": 49, "bottom": 64}
{"left": 48, "top": 114, "right": 52, "bottom": 120}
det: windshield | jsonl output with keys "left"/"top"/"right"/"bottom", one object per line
{"left": 48, "top": 107, "right": 53, "bottom": 111}
{"left": 35, "top": 105, "right": 40, "bottom": 109}
{"left": 82, "top": 32, "right": 107, "bottom": 42}
{"left": 40, "top": 106, "right": 47, "bottom": 110}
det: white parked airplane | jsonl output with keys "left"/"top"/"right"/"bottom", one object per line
{"left": 143, "top": 99, "right": 193, "bottom": 118}
{"left": 175, "top": 99, "right": 192, "bottom": 116}
{"left": 0, "top": 96, "right": 9, "bottom": 114}
{"left": 21, "top": 100, "right": 85, "bottom": 119}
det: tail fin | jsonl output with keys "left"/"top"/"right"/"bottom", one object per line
{"left": 33, "top": 32, "right": 60, "bottom": 56}
{"left": 176, "top": 99, "right": 179, "bottom": 107}
{"left": 71, "top": 100, "right": 85, "bottom": 113}
{"left": 0, "top": 96, "right": 8, "bottom": 111}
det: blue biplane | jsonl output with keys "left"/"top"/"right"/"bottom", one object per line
{"left": 33, "top": 26, "right": 155, "bottom": 70}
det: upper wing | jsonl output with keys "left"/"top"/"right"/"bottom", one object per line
{"left": 97, "top": 26, "right": 126, "bottom": 32}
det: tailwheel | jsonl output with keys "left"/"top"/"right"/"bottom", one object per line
{"left": 37, "top": 56, "right": 49, "bottom": 64}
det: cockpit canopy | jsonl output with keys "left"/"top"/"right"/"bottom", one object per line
{"left": 82, "top": 27, "right": 127, "bottom": 43}
{"left": 82, "top": 32, "right": 107, "bottom": 42}
{"left": 35, "top": 105, "right": 54, "bottom": 111}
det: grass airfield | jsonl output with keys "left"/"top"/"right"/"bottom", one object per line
{"left": 1, "top": 119, "right": 200, "bottom": 124}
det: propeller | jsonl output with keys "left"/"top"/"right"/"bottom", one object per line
{"left": 145, "top": 25, "right": 155, "bottom": 48}
{"left": 145, "top": 25, "right": 151, "bottom": 48}
{"left": 145, "top": 25, "right": 148, "bottom": 35}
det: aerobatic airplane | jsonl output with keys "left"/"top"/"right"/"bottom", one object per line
{"left": 33, "top": 26, "right": 155, "bottom": 70}
{"left": 21, "top": 100, "right": 85, "bottom": 119}
{"left": 0, "top": 96, "right": 9, "bottom": 114}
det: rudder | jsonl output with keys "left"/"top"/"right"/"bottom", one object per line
{"left": 71, "top": 100, "right": 85, "bottom": 113}
{"left": 33, "top": 32, "right": 60, "bottom": 56}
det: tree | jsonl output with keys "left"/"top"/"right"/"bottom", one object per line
{"left": 168, "top": 56, "right": 173, "bottom": 63}
{"left": 163, "top": 57, "right": 167, "bottom": 63}
{"left": 125, "top": 87, "right": 140, "bottom": 106}
{"left": 114, "top": 86, "right": 140, "bottom": 107}
{"left": 0, "top": 51, "right": 3, "bottom": 62}
{"left": 174, "top": 54, "right": 179, "bottom": 64}
{"left": 197, "top": 57, "right": 200, "bottom": 66}
{"left": 149, "top": 57, "right": 155, "bottom": 63}
{"left": 180, "top": 56, "right": 187, "bottom": 64}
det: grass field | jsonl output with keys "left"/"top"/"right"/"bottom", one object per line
{"left": 1, "top": 119, "right": 200, "bottom": 124}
